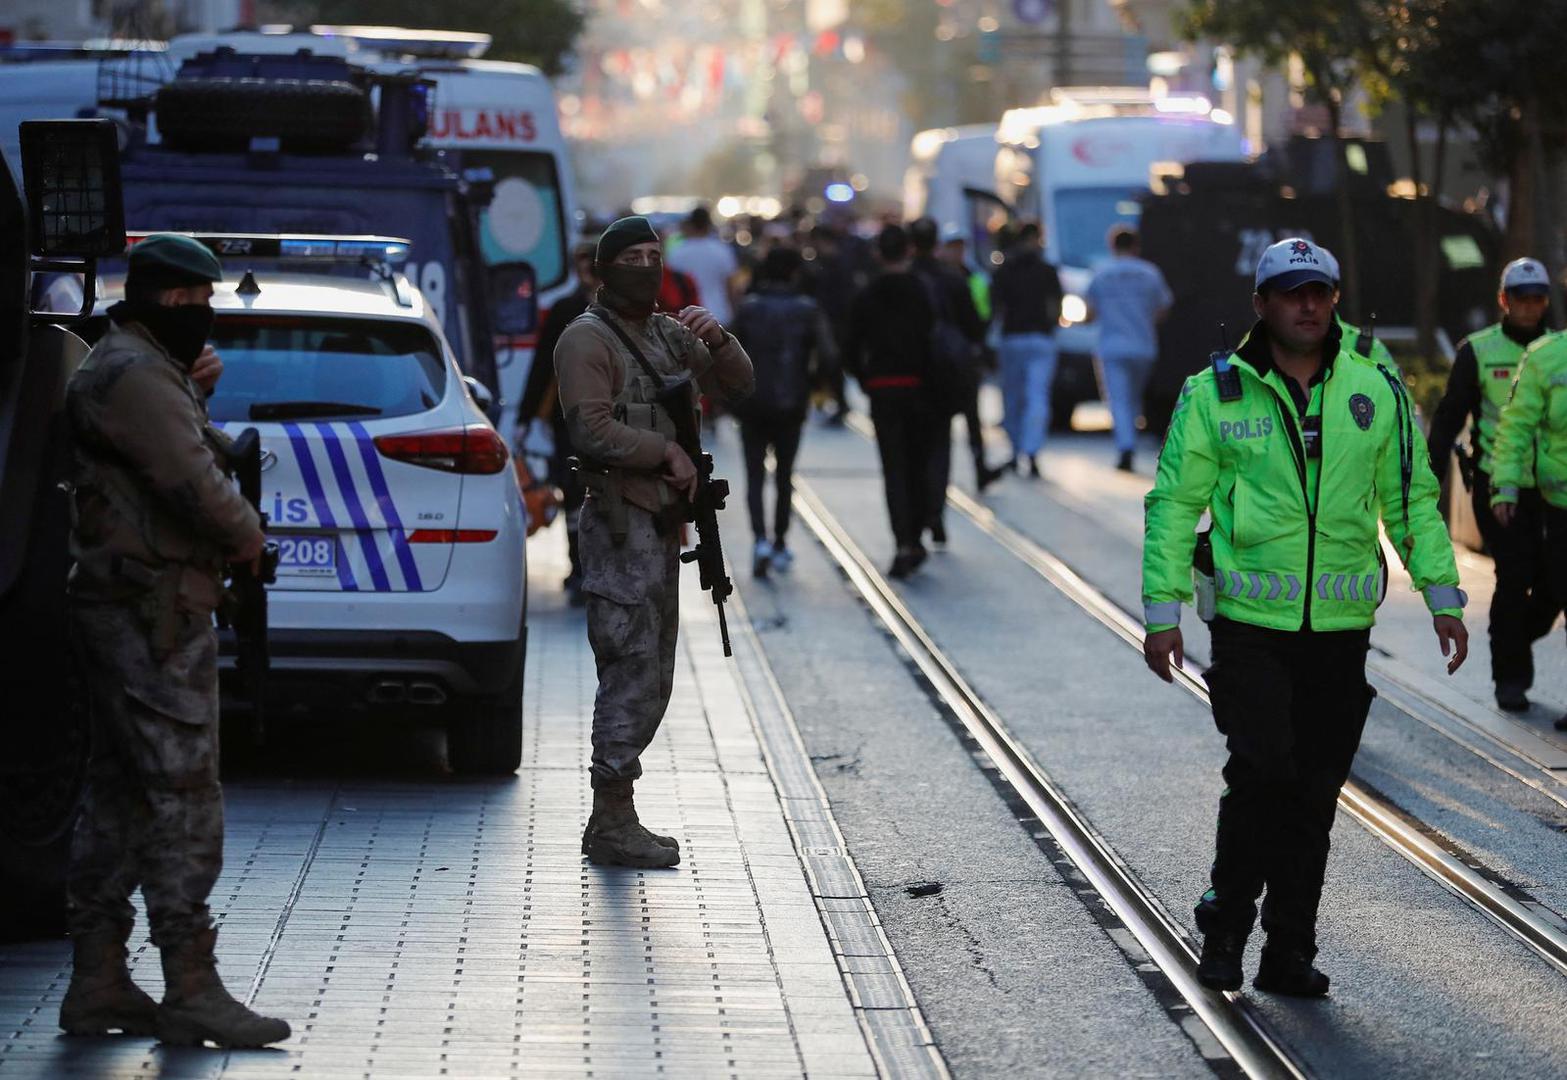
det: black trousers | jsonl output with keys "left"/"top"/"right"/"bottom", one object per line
{"left": 928, "top": 382, "right": 987, "bottom": 529}
{"left": 739, "top": 408, "right": 807, "bottom": 544}
{"left": 869, "top": 394, "right": 944, "bottom": 549}
{"left": 1472, "top": 470, "right": 1563, "bottom": 688}
{"left": 1197, "top": 617, "right": 1375, "bottom": 954}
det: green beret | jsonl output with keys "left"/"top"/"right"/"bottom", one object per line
{"left": 595, "top": 216, "right": 660, "bottom": 266}
{"left": 128, "top": 233, "right": 224, "bottom": 285}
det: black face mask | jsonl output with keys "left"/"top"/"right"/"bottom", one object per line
{"left": 112, "top": 299, "right": 215, "bottom": 365}
{"left": 599, "top": 264, "right": 662, "bottom": 319}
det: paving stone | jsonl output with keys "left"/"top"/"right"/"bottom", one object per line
{"left": 0, "top": 533, "right": 880, "bottom": 1079}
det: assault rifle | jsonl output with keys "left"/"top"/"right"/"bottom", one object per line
{"left": 224, "top": 428, "right": 281, "bottom": 731}
{"left": 660, "top": 376, "right": 734, "bottom": 657}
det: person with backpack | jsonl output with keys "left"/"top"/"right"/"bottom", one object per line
{"left": 730, "top": 247, "right": 837, "bottom": 577}
{"left": 910, "top": 217, "right": 998, "bottom": 545}
{"left": 843, "top": 224, "right": 941, "bottom": 578}
{"left": 990, "top": 221, "right": 1063, "bottom": 477}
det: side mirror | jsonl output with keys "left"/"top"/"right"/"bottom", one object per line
{"left": 489, "top": 261, "right": 538, "bottom": 338}
{"left": 463, "top": 374, "right": 497, "bottom": 415}
{"left": 20, "top": 119, "right": 125, "bottom": 325}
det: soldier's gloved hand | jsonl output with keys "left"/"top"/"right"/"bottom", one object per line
{"left": 676, "top": 306, "right": 726, "bottom": 348}
{"left": 232, "top": 528, "right": 266, "bottom": 574}
{"left": 191, "top": 346, "right": 224, "bottom": 396}
{"left": 661, "top": 442, "right": 699, "bottom": 501}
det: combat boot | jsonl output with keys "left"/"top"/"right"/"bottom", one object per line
{"left": 583, "top": 785, "right": 680, "bottom": 868}
{"left": 1195, "top": 931, "right": 1247, "bottom": 992}
{"left": 155, "top": 928, "right": 291, "bottom": 1047}
{"left": 1253, "top": 943, "right": 1330, "bottom": 997}
{"left": 59, "top": 933, "right": 158, "bottom": 1036}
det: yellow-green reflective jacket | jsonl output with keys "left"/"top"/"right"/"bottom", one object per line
{"left": 1466, "top": 323, "right": 1531, "bottom": 474}
{"left": 1338, "top": 314, "right": 1395, "bottom": 370}
{"left": 1491, "top": 330, "right": 1567, "bottom": 509}
{"left": 1143, "top": 324, "right": 1464, "bottom": 633}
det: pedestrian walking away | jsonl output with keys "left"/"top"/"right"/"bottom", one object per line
{"left": 911, "top": 216, "right": 992, "bottom": 545}
{"left": 554, "top": 215, "right": 754, "bottom": 868}
{"left": 989, "top": 221, "right": 1062, "bottom": 477}
{"left": 730, "top": 246, "right": 836, "bottom": 578}
{"left": 1429, "top": 257, "right": 1557, "bottom": 712}
{"left": 61, "top": 233, "right": 290, "bottom": 1047}
{"left": 937, "top": 222, "right": 1005, "bottom": 495}
{"left": 1486, "top": 271, "right": 1567, "bottom": 730}
{"left": 1142, "top": 236, "right": 1467, "bottom": 998}
{"left": 843, "top": 224, "right": 943, "bottom": 579}
{"left": 665, "top": 204, "right": 741, "bottom": 325}
{"left": 1085, "top": 225, "right": 1172, "bottom": 472}
{"left": 518, "top": 240, "right": 601, "bottom": 606}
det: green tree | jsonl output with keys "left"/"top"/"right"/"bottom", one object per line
{"left": 271, "top": 0, "right": 587, "bottom": 76}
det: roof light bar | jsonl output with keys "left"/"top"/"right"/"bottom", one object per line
{"left": 125, "top": 232, "right": 411, "bottom": 266}
{"left": 310, "top": 25, "right": 491, "bottom": 60}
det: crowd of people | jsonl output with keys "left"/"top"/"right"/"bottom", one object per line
{"left": 519, "top": 202, "right": 1173, "bottom": 583}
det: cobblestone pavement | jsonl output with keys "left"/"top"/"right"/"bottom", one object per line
{"left": 0, "top": 535, "right": 937, "bottom": 1079}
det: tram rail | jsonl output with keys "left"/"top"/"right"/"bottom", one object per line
{"left": 789, "top": 478, "right": 1311, "bottom": 1080}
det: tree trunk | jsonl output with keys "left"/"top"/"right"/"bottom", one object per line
{"left": 1505, "top": 103, "right": 1537, "bottom": 261}
{"left": 1414, "top": 119, "right": 1448, "bottom": 361}
{"left": 1326, "top": 94, "right": 1363, "bottom": 323}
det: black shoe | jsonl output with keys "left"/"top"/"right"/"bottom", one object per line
{"left": 1026, "top": 455, "right": 1042, "bottom": 479}
{"left": 1195, "top": 932, "right": 1247, "bottom": 992}
{"left": 1116, "top": 451, "right": 1134, "bottom": 473}
{"left": 929, "top": 521, "right": 947, "bottom": 547}
{"left": 1253, "top": 945, "right": 1330, "bottom": 997}
{"left": 1496, "top": 683, "right": 1530, "bottom": 712}
{"left": 976, "top": 462, "right": 1004, "bottom": 492}
{"left": 888, "top": 553, "right": 916, "bottom": 579}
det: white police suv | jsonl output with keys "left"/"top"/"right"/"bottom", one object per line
{"left": 97, "top": 235, "right": 529, "bottom": 774}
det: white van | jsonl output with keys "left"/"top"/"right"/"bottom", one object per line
{"left": 996, "top": 91, "right": 1246, "bottom": 421}
{"left": 903, "top": 124, "right": 1007, "bottom": 254}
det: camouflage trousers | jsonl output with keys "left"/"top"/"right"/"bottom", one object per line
{"left": 580, "top": 497, "right": 681, "bottom": 788}
{"left": 67, "top": 600, "right": 223, "bottom": 948}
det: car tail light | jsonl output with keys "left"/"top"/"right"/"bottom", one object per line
{"left": 406, "top": 529, "right": 498, "bottom": 543}
{"left": 374, "top": 425, "right": 508, "bottom": 474}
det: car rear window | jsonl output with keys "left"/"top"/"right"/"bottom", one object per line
{"left": 206, "top": 315, "right": 447, "bottom": 422}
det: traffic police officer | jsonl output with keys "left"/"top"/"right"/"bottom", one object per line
{"left": 1488, "top": 297, "right": 1567, "bottom": 730}
{"left": 1430, "top": 258, "right": 1554, "bottom": 711}
{"left": 1142, "top": 238, "right": 1467, "bottom": 996}
{"left": 61, "top": 234, "right": 289, "bottom": 1046}
{"left": 554, "top": 216, "right": 754, "bottom": 868}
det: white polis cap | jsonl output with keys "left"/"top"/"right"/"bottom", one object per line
{"left": 1501, "top": 257, "right": 1551, "bottom": 296}
{"left": 1254, "top": 237, "right": 1335, "bottom": 292}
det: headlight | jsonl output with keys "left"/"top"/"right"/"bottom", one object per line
{"left": 1060, "top": 294, "right": 1088, "bottom": 325}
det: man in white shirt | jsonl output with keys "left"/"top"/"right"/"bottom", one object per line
{"left": 1085, "top": 225, "right": 1173, "bottom": 472}
{"left": 667, "top": 206, "right": 740, "bottom": 325}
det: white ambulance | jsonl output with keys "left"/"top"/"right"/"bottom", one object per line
{"left": 995, "top": 91, "right": 1247, "bottom": 422}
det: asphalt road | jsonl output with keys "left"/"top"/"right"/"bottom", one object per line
{"left": 714, "top": 412, "right": 1567, "bottom": 1078}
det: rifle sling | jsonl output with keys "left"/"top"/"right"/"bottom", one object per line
{"left": 589, "top": 306, "right": 671, "bottom": 387}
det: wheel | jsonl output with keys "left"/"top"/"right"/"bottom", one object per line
{"left": 0, "top": 663, "right": 89, "bottom": 942}
{"left": 447, "top": 663, "right": 524, "bottom": 776}
{"left": 155, "top": 78, "right": 370, "bottom": 152}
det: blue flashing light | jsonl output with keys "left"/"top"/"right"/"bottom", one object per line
{"left": 824, "top": 182, "right": 855, "bottom": 204}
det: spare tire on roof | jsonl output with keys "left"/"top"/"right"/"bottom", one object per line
{"left": 155, "top": 77, "right": 370, "bottom": 153}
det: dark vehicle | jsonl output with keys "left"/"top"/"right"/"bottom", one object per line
{"left": 1140, "top": 138, "right": 1504, "bottom": 432}
{"left": 98, "top": 46, "right": 539, "bottom": 409}
{"left": 0, "top": 120, "right": 125, "bottom": 938}
{"left": 1139, "top": 138, "right": 1502, "bottom": 434}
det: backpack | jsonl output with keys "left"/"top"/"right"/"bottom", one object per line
{"left": 916, "top": 269, "right": 978, "bottom": 410}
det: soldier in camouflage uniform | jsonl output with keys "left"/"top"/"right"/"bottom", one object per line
{"left": 60, "top": 234, "right": 289, "bottom": 1047}
{"left": 555, "top": 216, "right": 754, "bottom": 868}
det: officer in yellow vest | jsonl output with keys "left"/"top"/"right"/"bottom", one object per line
{"left": 1142, "top": 237, "right": 1466, "bottom": 998}
{"left": 1428, "top": 258, "right": 1553, "bottom": 711}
